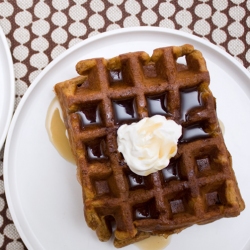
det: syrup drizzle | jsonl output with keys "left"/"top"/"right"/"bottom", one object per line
{"left": 86, "top": 140, "right": 108, "bottom": 160}
{"left": 162, "top": 159, "right": 180, "bottom": 183}
{"left": 135, "top": 235, "right": 171, "bottom": 250}
{"left": 135, "top": 205, "right": 151, "bottom": 219}
{"left": 180, "top": 87, "right": 201, "bottom": 121}
{"left": 146, "top": 93, "right": 169, "bottom": 116}
{"left": 179, "top": 124, "right": 210, "bottom": 143}
{"left": 219, "top": 119, "right": 225, "bottom": 135}
{"left": 133, "top": 200, "right": 159, "bottom": 220}
{"left": 46, "top": 97, "right": 225, "bottom": 164}
{"left": 46, "top": 97, "right": 75, "bottom": 164}
{"left": 128, "top": 172, "right": 146, "bottom": 190}
{"left": 112, "top": 98, "right": 138, "bottom": 124}
{"left": 77, "top": 104, "right": 102, "bottom": 127}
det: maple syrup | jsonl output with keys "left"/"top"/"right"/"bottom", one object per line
{"left": 180, "top": 87, "right": 202, "bottom": 121}
{"left": 162, "top": 159, "right": 180, "bottom": 183}
{"left": 128, "top": 172, "right": 145, "bottom": 189}
{"left": 77, "top": 103, "right": 102, "bottom": 127}
{"left": 133, "top": 199, "right": 159, "bottom": 220}
{"left": 112, "top": 98, "right": 138, "bottom": 124}
{"left": 146, "top": 93, "right": 169, "bottom": 116}
{"left": 179, "top": 124, "right": 210, "bottom": 143}
{"left": 134, "top": 205, "right": 151, "bottom": 219}
{"left": 219, "top": 119, "right": 225, "bottom": 135}
{"left": 135, "top": 235, "right": 171, "bottom": 250}
{"left": 46, "top": 97, "right": 75, "bottom": 164}
{"left": 86, "top": 139, "right": 108, "bottom": 160}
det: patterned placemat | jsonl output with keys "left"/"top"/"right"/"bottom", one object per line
{"left": 0, "top": 0, "right": 249, "bottom": 249}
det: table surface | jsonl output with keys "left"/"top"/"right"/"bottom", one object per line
{"left": 0, "top": 0, "right": 249, "bottom": 249}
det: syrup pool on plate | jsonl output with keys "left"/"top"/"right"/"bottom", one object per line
{"left": 46, "top": 97, "right": 75, "bottom": 164}
{"left": 135, "top": 235, "right": 171, "bottom": 250}
{"left": 219, "top": 119, "right": 225, "bottom": 135}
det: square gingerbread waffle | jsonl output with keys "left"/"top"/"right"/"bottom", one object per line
{"left": 54, "top": 44, "right": 245, "bottom": 248}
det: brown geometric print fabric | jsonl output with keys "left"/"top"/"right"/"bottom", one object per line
{"left": 0, "top": 0, "right": 249, "bottom": 249}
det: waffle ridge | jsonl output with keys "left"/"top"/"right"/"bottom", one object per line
{"left": 55, "top": 44, "right": 245, "bottom": 248}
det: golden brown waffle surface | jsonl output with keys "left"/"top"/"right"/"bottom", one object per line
{"left": 54, "top": 44, "right": 245, "bottom": 248}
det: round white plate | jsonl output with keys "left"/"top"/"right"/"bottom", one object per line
{"left": 0, "top": 27, "right": 15, "bottom": 150}
{"left": 4, "top": 27, "right": 250, "bottom": 250}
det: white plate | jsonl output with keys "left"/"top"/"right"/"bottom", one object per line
{"left": 0, "top": 27, "right": 15, "bottom": 150}
{"left": 4, "top": 27, "right": 250, "bottom": 250}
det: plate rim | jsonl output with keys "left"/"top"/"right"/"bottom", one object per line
{"left": 0, "top": 26, "right": 15, "bottom": 150}
{"left": 3, "top": 26, "right": 250, "bottom": 250}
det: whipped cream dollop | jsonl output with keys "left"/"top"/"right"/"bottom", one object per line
{"left": 117, "top": 115, "right": 182, "bottom": 176}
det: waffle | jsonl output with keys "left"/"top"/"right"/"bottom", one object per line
{"left": 54, "top": 44, "right": 245, "bottom": 248}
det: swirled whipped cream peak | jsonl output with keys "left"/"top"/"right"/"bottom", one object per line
{"left": 117, "top": 115, "right": 182, "bottom": 176}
